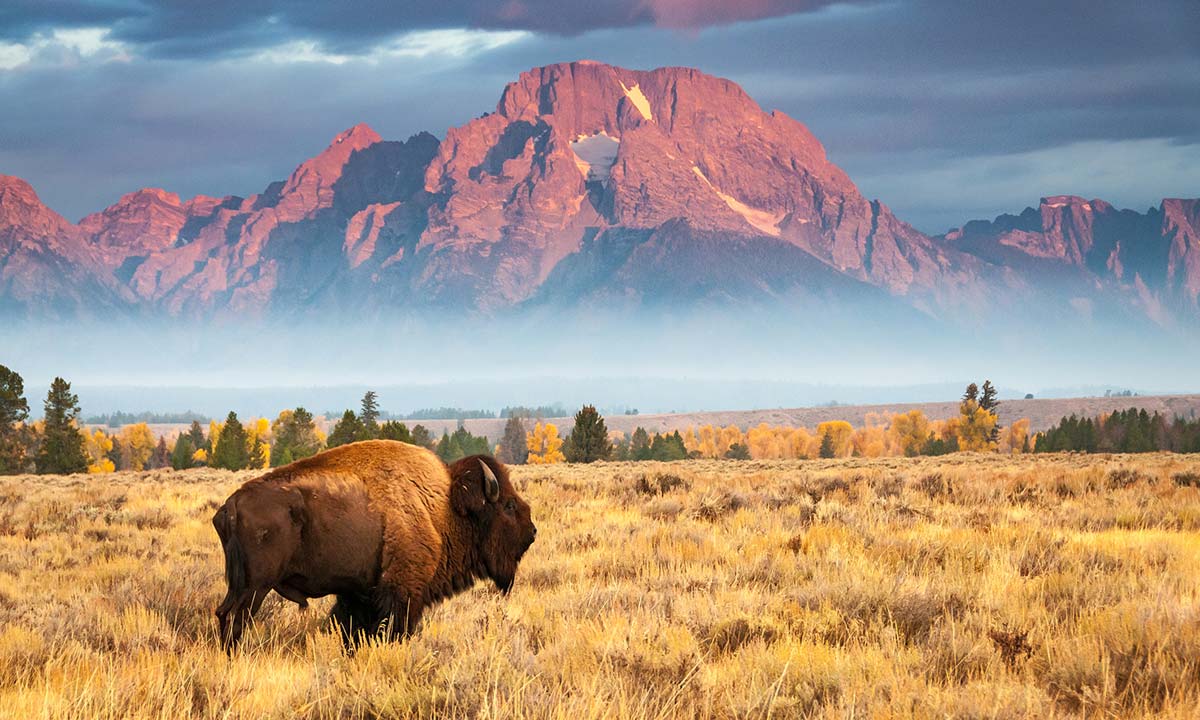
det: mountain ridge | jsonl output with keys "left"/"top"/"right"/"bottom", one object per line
{"left": 2, "top": 61, "right": 1197, "bottom": 329}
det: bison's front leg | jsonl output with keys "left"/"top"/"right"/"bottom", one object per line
{"left": 331, "top": 592, "right": 383, "bottom": 648}
{"left": 216, "top": 587, "right": 269, "bottom": 652}
{"left": 380, "top": 590, "right": 425, "bottom": 640}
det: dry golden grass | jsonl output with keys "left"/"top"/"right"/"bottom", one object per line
{"left": 2, "top": 453, "right": 1200, "bottom": 718}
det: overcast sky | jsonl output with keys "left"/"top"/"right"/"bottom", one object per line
{"left": 1, "top": 0, "right": 1197, "bottom": 233}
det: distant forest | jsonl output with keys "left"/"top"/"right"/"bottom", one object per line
{"left": 85, "top": 410, "right": 210, "bottom": 427}
{"left": 1034, "top": 409, "right": 1200, "bottom": 453}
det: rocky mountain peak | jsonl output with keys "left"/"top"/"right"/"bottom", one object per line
{"left": 78, "top": 187, "right": 190, "bottom": 260}
{"left": 0, "top": 174, "right": 75, "bottom": 236}
{"left": 268, "top": 123, "right": 387, "bottom": 222}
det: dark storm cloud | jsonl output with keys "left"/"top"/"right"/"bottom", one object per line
{"left": 0, "top": 0, "right": 1196, "bottom": 232}
{"left": 0, "top": 1, "right": 859, "bottom": 58}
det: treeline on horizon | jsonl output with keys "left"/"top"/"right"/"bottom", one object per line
{"left": 84, "top": 410, "right": 210, "bottom": 427}
{"left": 4, "top": 365, "right": 1199, "bottom": 476}
{"left": 1034, "top": 409, "right": 1200, "bottom": 454}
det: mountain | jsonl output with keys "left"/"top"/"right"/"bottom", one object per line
{"left": 0, "top": 175, "right": 129, "bottom": 316}
{"left": 0, "top": 61, "right": 1196, "bottom": 331}
{"left": 943, "top": 195, "right": 1200, "bottom": 325}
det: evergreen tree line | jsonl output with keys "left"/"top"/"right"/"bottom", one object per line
{"left": 500, "top": 404, "right": 569, "bottom": 419}
{"left": 86, "top": 410, "right": 209, "bottom": 427}
{"left": 1034, "top": 408, "right": 1200, "bottom": 454}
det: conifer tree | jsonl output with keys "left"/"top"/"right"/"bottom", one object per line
{"left": 327, "top": 410, "right": 365, "bottom": 448}
{"left": 724, "top": 442, "right": 751, "bottom": 460}
{"left": 498, "top": 415, "right": 529, "bottom": 465}
{"left": 436, "top": 430, "right": 461, "bottom": 461}
{"left": 379, "top": 420, "right": 411, "bottom": 443}
{"left": 150, "top": 436, "right": 170, "bottom": 469}
{"left": 35, "top": 377, "right": 88, "bottom": 474}
{"left": 649, "top": 432, "right": 687, "bottom": 461}
{"left": 271, "top": 407, "right": 322, "bottom": 465}
{"left": 212, "top": 411, "right": 250, "bottom": 470}
{"left": 171, "top": 434, "right": 195, "bottom": 470}
{"left": 250, "top": 435, "right": 269, "bottom": 469}
{"left": 359, "top": 390, "right": 380, "bottom": 439}
{"left": 980, "top": 380, "right": 1001, "bottom": 442}
{"left": 818, "top": 430, "right": 836, "bottom": 459}
{"left": 979, "top": 380, "right": 1000, "bottom": 413}
{"left": 630, "top": 427, "right": 652, "bottom": 461}
{"left": 962, "top": 383, "right": 979, "bottom": 404}
{"left": 564, "top": 405, "right": 611, "bottom": 463}
{"left": 410, "top": 424, "right": 434, "bottom": 448}
{"left": 186, "top": 420, "right": 208, "bottom": 453}
{"left": 106, "top": 439, "right": 125, "bottom": 471}
{"left": 0, "top": 364, "right": 30, "bottom": 474}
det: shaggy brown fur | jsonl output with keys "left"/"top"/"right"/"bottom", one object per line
{"left": 212, "top": 440, "right": 536, "bottom": 650}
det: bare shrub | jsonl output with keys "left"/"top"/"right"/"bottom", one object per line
{"left": 690, "top": 490, "right": 746, "bottom": 521}
{"left": 698, "top": 616, "right": 779, "bottom": 654}
{"left": 635, "top": 472, "right": 690, "bottom": 495}
{"left": 1172, "top": 471, "right": 1200, "bottom": 488}
{"left": 917, "top": 472, "right": 954, "bottom": 500}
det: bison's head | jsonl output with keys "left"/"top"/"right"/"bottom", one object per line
{"left": 449, "top": 454, "right": 536, "bottom": 593}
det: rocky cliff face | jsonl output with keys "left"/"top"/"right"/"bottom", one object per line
{"left": 0, "top": 61, "right": 1196, "bottom": 329}
{"left": 942, "top": 195, "right": 1200, "bottom": 321}
{"left": 93, "top": 125, "right": 440, "bottom": 317}
{"left": 0, "top": 175, "right": 129, "bottom": 316}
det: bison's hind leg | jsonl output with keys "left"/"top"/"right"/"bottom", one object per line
{"left": 331, "top": 593, "right": 381, "bottom": 649}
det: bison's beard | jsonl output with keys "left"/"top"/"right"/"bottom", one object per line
{"left": 485, "top": 548, "right": 527, "bottom": 595}
{"left": 483, "top": 529, "right": 533, "bottom": 595}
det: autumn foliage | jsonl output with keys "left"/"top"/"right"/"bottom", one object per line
{"left": 527, "top": 422, "right": 565, "bottom": 464}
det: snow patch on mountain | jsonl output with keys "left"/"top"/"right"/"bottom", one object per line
{"left": 691, "top": 166, "right": 783, "bottom": 237}
{"left": 570, "top": 132, "right": 620, "bottom": 182}
{"left": 620, "top": 81, "right": 653, "bottom": 122}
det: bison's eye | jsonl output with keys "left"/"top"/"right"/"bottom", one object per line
{"left": 505, "top": 498, "right": 516, "bottom": 513}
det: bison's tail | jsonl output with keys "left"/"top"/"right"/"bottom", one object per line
{"left": 213, "top": 501, "right": 247, "bottom": 600}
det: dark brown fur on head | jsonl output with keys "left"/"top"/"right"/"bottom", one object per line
{"left": 448, "top": 454, "right": 537, "bottom": 593}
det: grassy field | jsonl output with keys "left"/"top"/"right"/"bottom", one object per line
{"left": 2, "top": 453, "right": 1200, "bottom": 718}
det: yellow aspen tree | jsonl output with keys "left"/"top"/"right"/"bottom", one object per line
{"left": 119, "top": 422, "right": 156, "bottom": 471}
{"left": 771, "top": 427, "right": 792, "bottom": 458}
{"left": 681, "top": 427, "right": 700, "bottom": 455}
{"left": 208, "top": 420, "right": 223, "bottom": 461}
{"left": 746, "top": 423, "right": 772, "bottom": 459}
{"left": 526, "top": 422, "right": 565, "bottom": 464}
{"left": 718, "top": 424, "right": 744, "bottom": 457}
{"left": 852, "top": 425, "right": 888, "bottom": 457}
{"left": 697, "top": 425, "right": 719, "bottom": 458}
{"left": 85, "top": 428, "right": 115, "bottom": 473}
{"left": 999, "top": 418, "right": 1031, "bottom": 454}
{"left": 815, "top": 420, "right": 854, "bottom": 457}
{"left": 788, "top": 427, "right": 815, "bottom": 459}
{"left": 888, "top": 410, "right": 931, "bottom": 456}
{"left": 957, "top": 399, "right": 997, "bottom": 452}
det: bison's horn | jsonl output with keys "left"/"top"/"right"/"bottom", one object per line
{"left": 480, "top": 459, "right": 500, "bottom": 502}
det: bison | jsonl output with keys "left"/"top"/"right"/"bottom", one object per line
{"left": 211, "top": 440, "right": 536, "bottom": 650}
